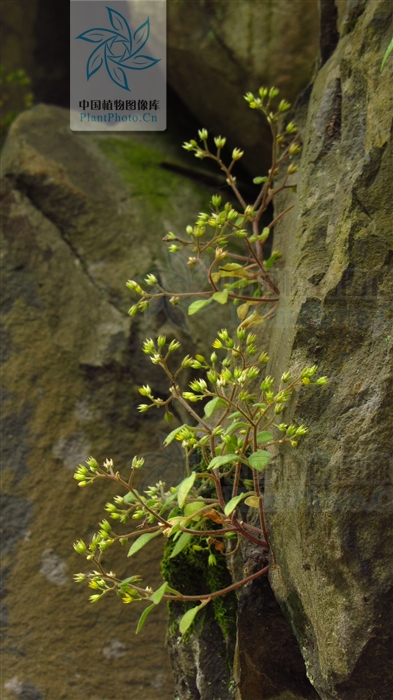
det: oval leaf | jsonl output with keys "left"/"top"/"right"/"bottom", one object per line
{"left": 237, "top": 302, "right": 250, "bottom": 321}
{"left": 87, "top": 45, "right": 104, "bottom": 80}
{"left": 76, "top": 29, "right": 119, "bottom": 43}
{"left": 107, "top": 7, "right": 129, "bottom": 36}
{"left": 133, "top": 18, "right": 150, "bottom": 54}
{"left": 212, "top": 289, "right": 229, "bottom": 305}
{"left": 164, "top": 424, "right": 187, "bottom": 446}
{"left": 128, "top": 530, "right": 160, "bottom": 557}
{"left": 177, "top": 472, "right": 196, "bottom": 508}
{"left": 224, "top": 421, "right": 249, "bottom": 436}
{"left": 136, "top": 603, "right": 155, "bottom": 634}
{"left": 209, "top": 454, "right": 244, "bottom": 470}
{"left": 204, "top": 396, "right": 227, "bottom": 417}
{"left": 184, "top": 501, "right": 204, "bottom": 518}
{"left": 248, "top": 450, "right": 271, "bottom": 471}
{"left": 381, "top": 37, "right": 393, "bottom": 71}
{"left": 179, "top": 603, "right": 204, "bottom": 635}
{"left": 105, "top": 52, "right": 130, "bottom": 90}
{"left": 169, "top": 532, "right": 193, "bottom": 559}
{"left": 224, "top": 493, "right": 246, "bottom": 515}
{"left": 119, "top": 54, "right": 161, "bottom": 70}
{"left": 150, "top": 581, "right": 168, "bottom": 605}
{"left": 257, "top": 431, "right": 274, "bottom": 444}
{"left": 188, "top": 298, "right": 213, "bottom": 316}
{"left": 244, "top": 496, "right": 260, "bottom": 508}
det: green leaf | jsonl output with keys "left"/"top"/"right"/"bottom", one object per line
{"left": 204, "top": 396, "right": 227, "bottom": 417}
{"left": 224, "top": 421, "right": 249, "bottom": 436}
{"left": 212, "top": 289, "right": 229, "bottom": 304}
{"left": 150, "top": 581, "right": 168, "bottom": 605}
{"left": 164, "top": 424, "right": 187, "bottom": 446}
{"left": 265, "top": 251, "right": 282, "bottom": 271}
{"left": 257, "top": 431, "right": 274, "bottom": 444}
{"left": 128, "top": 531, "right": 161, "bottom": 557}
{"left": 124, "top": 490, "right": 139, "bottom": 503}
{"left": 224, "top": 493, "right": 246, "bottom": 515}
{"left": 177, "top": 472, "right": 196, "bottom": 508}
{"left": 248, "top": 450, "right": 271, "bottom": 471}
{"left": 228, "top": 411, "right": 242, "bottom": 419}
{"left": 169, "top": 532, "right": 193, "bottom": 559}
{"left": 188, "top": 298, "right": 213, "bottom": 316}
{"left": 253, "top": 176, "right": 268, "bottom": 184}
{"left": 179, "top": 603, "right": 204, "bottom": 634}
{"left": 381, "top": 37, "right": 393, "bottom": 71}
{"left": 209, "top": 454, "right": 244, "bottom": 470}
{"left": 184, "top": 501, "right": 204, "bottom": 518}
{"left": 244, "top": 496, "right": 260, "bottom": 508}
{"left": 219, "top": 263, "right": 242, "bottom": 271}
{"left": 136, "top": 603, "right": 156, "bottom": 634}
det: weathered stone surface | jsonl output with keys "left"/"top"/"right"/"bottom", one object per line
{"left": 0, "top": 104, "right": 225, "bottom": 699}
{"left": 167, "top": 0, "right": 319, "bottom": 173}
{"left": 260, "top": 1, "right": 393, "bottom": 698}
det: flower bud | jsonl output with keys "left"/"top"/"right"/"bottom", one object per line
{"left": 145, "top": 274, "right": 157, "bottom": 286}
{"left": 214, "top": 136, "right": 226, "bottom": 149}
{"left": 198, "top": 128, "right": 208, "bottom": 141}
{"left": 278, "top": 99, "right": 291, "bottom": 112}
{"left": 286, "top": 122, "right": 298, "bottom": 134}
{"left": 142, "top": 338, "right": 155, "bottom": 354}
{"left": 316, "top": 376, "right": 328, "bottom": 385}
{"left": 211, "top": 194, "right": 222, "bottom": 207}
{"left": 289, "top": 143, "right": 301, "bottom": 155}
{"left": 261, "top": 376, "right": 274, "bottom": 391}
{"left": 232, "top": 148, "right": 244, "bottom": 160}
{"left": 73, "top": 573, "right": 86, "bottom": 582}
{"left": 73, "top": 540, "right": 87, "bottom": 555}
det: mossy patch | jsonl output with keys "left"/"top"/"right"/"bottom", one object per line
{"left": 98, "top": 137, "right": 206, "bottom": 214}
{"left": 161, "top": 534, "right": 237, "bottom": 643}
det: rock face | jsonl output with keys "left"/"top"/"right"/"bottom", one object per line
{"left": 168, "top": 0, "right": 319, "bottom": 172}
{"left": 261, "top": 0, "right": 393, "bottom": 698}
{"left": 0, "top": 104, "right": 225, "bottom": 699}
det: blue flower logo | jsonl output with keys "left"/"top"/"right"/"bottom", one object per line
{"left": 76, "top": 6, "right": 161, "bottom": 91}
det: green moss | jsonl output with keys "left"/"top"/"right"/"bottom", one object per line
{"left": 161, "top": 534, "right": 237, "bottom": 642}
{"left": 98, "top": 137, "right": 200, "bottom": 213}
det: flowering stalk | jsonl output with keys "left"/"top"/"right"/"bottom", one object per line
{"left": 127, "top": 87, "right": 301, "bottom": 330}
{"left": 74, "top": 330, "right": 327, "bottom": 634}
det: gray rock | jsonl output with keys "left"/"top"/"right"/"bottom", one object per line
{"left": 0, "top": 104, "right": 223, "bottom": 700}
{"left": 260, "top": 1, "right": 393, "bottom": 698}
{"left": 167, "top": 0, "right": 319, "bottom": 173}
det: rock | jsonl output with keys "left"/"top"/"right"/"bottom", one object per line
{"left": 0, "top": 104, "right": 226, "bottom": 700}
{"left": 260, "top": 0, "right": 393, "bottom": 698}
{"left": 167, "top": 0, "right": 319, "bottom": 173}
